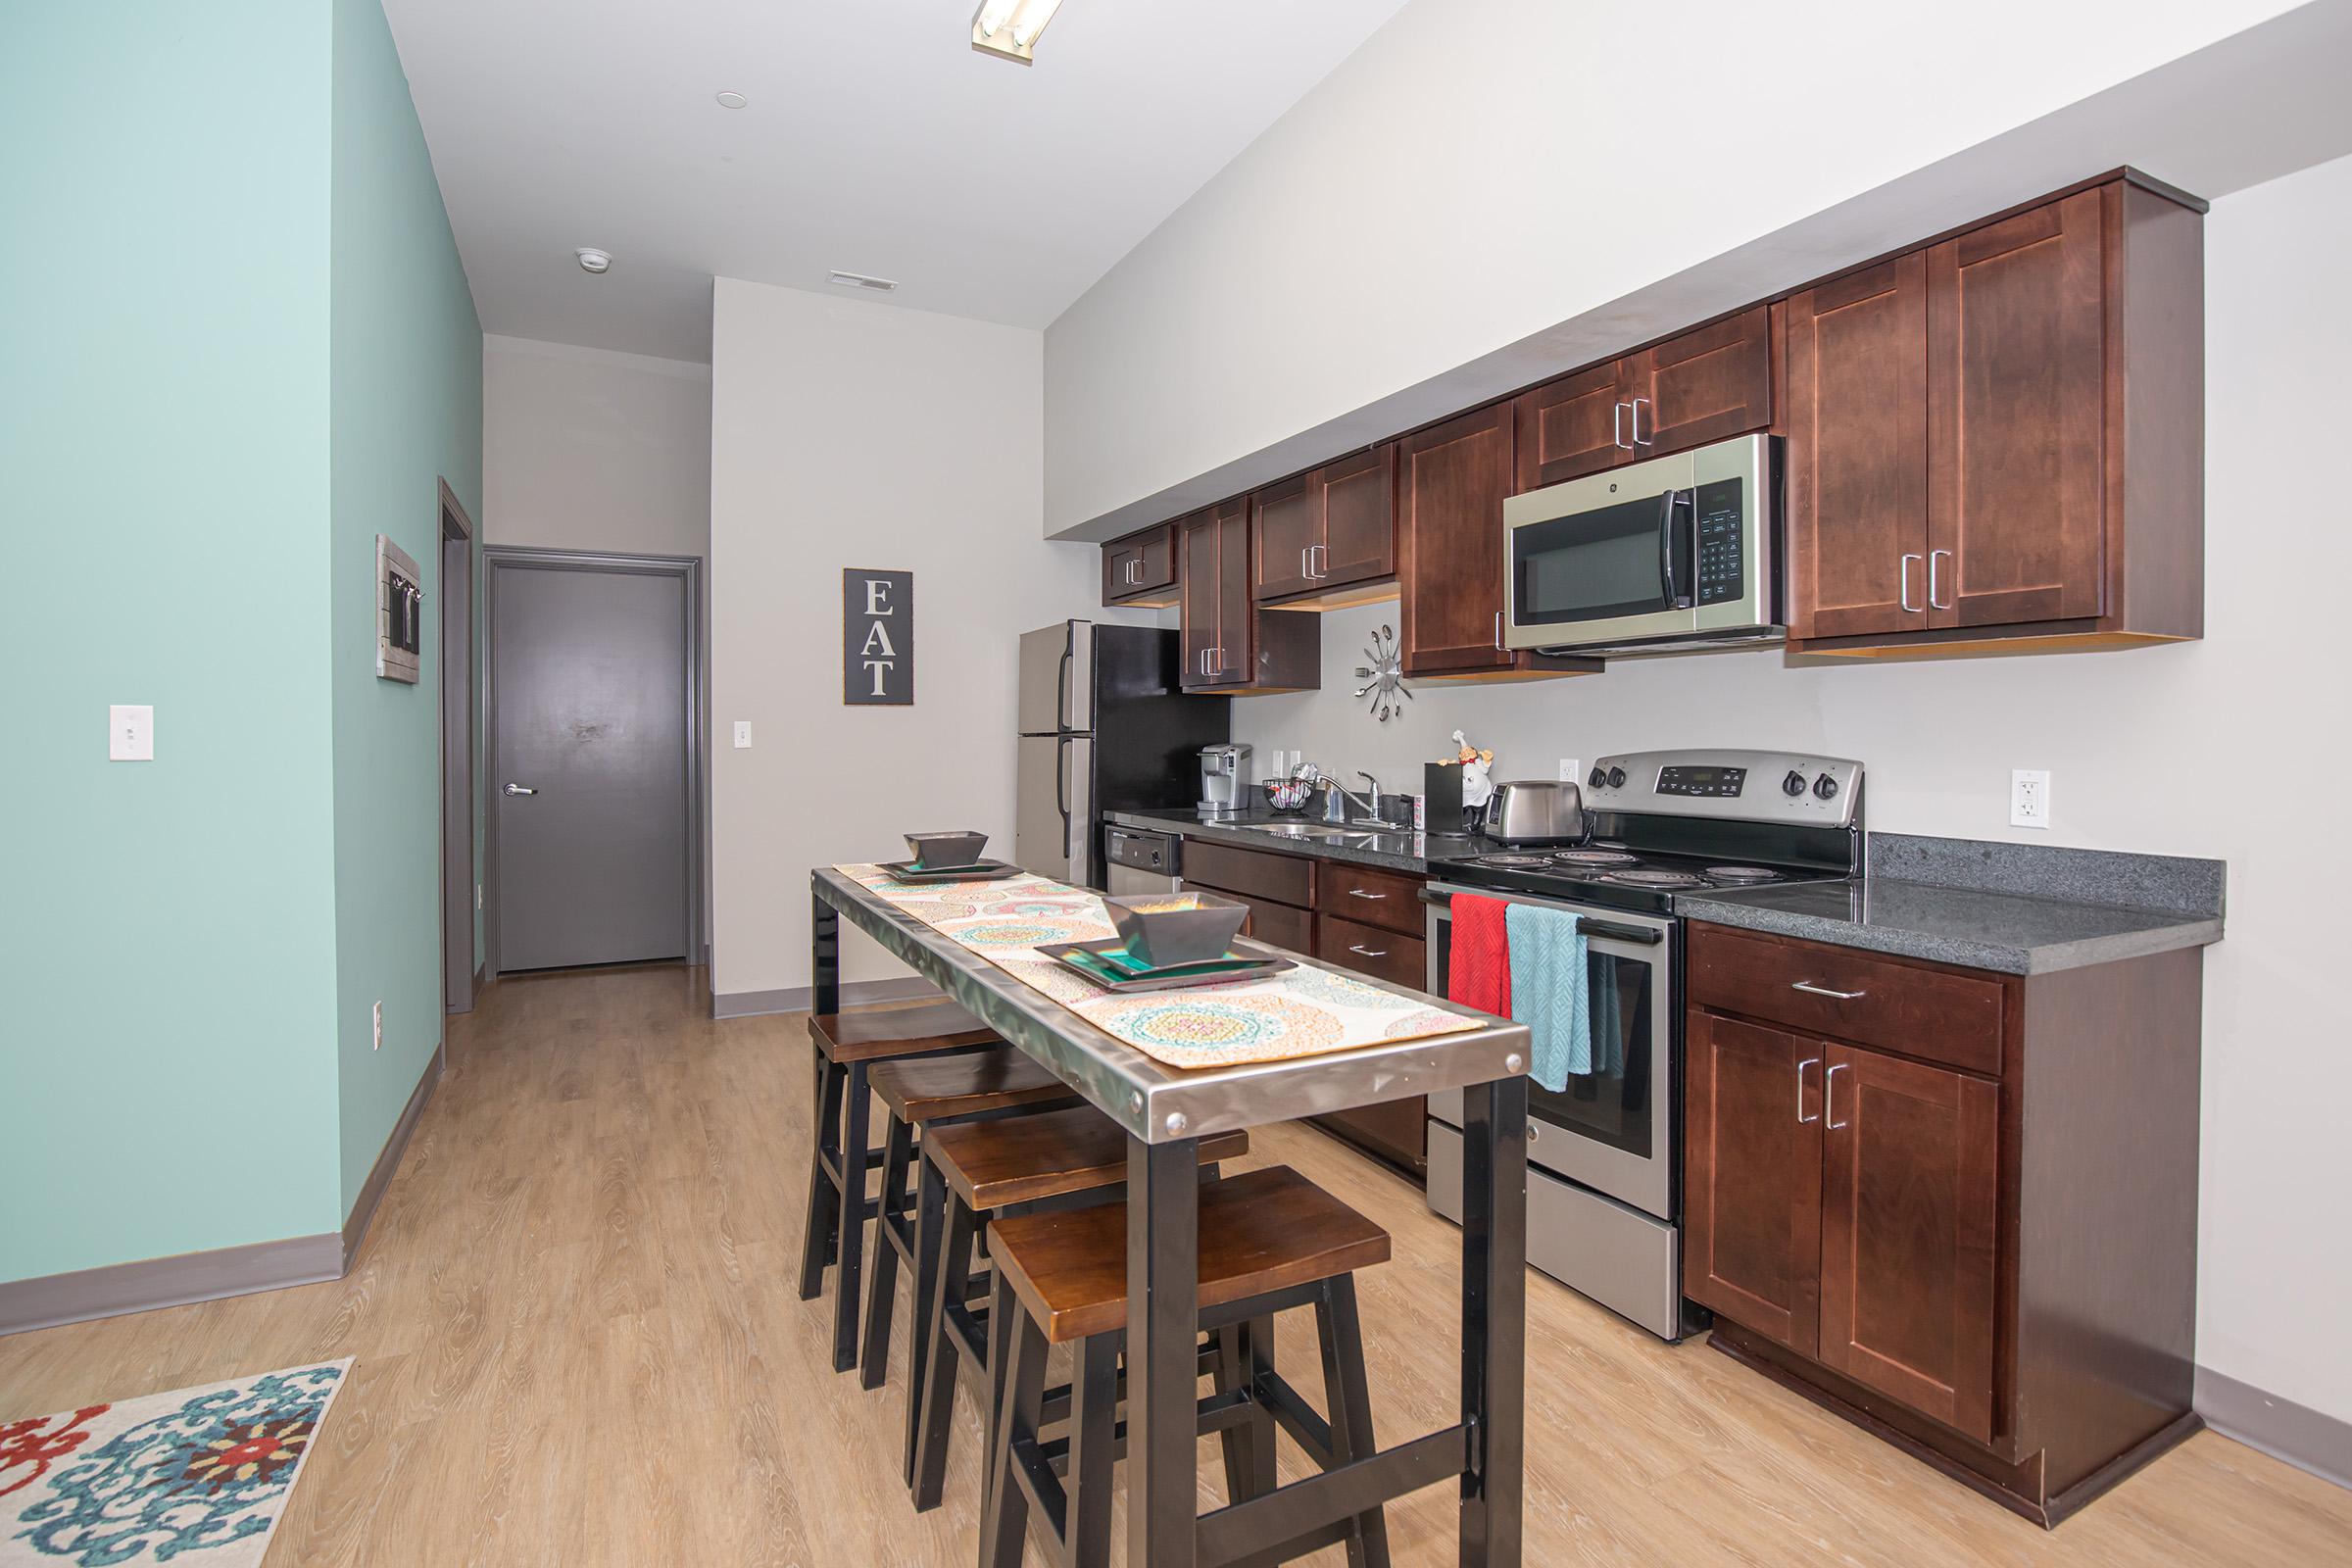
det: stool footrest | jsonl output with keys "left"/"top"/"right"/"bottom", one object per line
{"left": 1195, "top": 1425, "right": 1467, "bottom": 1568}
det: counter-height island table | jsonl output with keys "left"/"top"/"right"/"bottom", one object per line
{"left": 810, "top": 866, "right": 1533, "bottom": 1567}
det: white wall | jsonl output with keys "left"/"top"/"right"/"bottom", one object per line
{"left": 708, "top": 279, "right": 1110, "bottom": 1000}
{"left": 483, "top": 332, "right": 710, "bottom": 556}
{"left": 1044, "top": 0, "right": 2336, "bottom": 537}
{"left": 1219, "top": 153, "right": 2352, "bottom": 1425}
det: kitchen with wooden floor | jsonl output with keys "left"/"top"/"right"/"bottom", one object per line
{"left": 7, "top": 3, "right": 2352, "bottom": 1566}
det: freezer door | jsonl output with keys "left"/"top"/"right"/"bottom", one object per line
{"left": 1064, "top": 737, "right": 1095, "bottom": 885}
{"left": 1016, "top": 620, "right": 1092, "bottom": 734}
{"left": 1014, "top": 735, "right": 1069, "bottom": 878}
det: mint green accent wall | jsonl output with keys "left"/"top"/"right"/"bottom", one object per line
{"left": 0, "top": 0, "right": 482, "bottom": 1282}
{"left": 330, "top": 0, "right": 484, "bottom": 1215}
{"left": 0, "top": 3, "right": 343, "bottom": 1279}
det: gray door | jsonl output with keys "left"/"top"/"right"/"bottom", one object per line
{"left": 492, "top": 563, "right": 690, "bottom": 970}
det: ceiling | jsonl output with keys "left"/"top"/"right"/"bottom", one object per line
{"left": 383, "top": 0, "right": 1410, "bottom": 364}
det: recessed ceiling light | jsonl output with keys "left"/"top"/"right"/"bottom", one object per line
{"left": 827, "top": 270, "right": 898, "bottom": 293}
{"left": 971, "top": 0, "right": 1065, "bottom": 65}
{"left": 715, "top": 90, "right": 747, "bottom": 109}
{"left": 575, "top": 248, "right": 612, "bottom": 274}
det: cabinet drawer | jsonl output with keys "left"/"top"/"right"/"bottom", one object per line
{"left": 1688, "top": 923, "right": 2004, "bottom": 1077}
{"left": 1316, "top": 913, "right": 1425, "bottom": 990}
{"left": 1182, "top": 839, "right": 1314, "bottom": 907}
{"left": 1183, "top": 880, "right": 1310, "bottom": 954}
{"left": 1316, "top": 863, "right": 1423, "bottom": 935}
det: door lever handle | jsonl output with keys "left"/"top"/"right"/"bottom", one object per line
{"left": 503, "top": 783, "right": 537, "bottom": 797}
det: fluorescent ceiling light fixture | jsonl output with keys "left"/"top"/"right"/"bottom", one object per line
{"left": 972, "top": 0, "right": 1064, "bottom": 65}
{"left": 828, "top": 270, "right": 898, "bottom": 293}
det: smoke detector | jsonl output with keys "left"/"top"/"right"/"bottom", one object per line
{"left": 575, "top": 248, "right": 612, "bottom": 274}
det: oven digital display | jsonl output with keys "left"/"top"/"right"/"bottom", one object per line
{"left": 1655, "top": 765, "right": 1746, "bottom": 799}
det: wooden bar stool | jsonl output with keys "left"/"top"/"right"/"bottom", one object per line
{"left": 796, "top": 999, "right": 1000, "bottom": 1373}
{"left": 857, "top": 1052, "right": 1082, "bottom": 1391}
{"left": 907, "top": 1104, "right": 1249, "bottom": 1508}
{"left": 979, "top": 1164, "right": 1394, "bottom": 1568}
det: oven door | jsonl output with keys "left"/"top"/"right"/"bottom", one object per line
{"left": 1424, "top": 884, "right": 1675, "bottom": 1221}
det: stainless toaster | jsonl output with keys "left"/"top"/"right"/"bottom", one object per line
{"left": 1483, "top": 779, "right": 1587, "bottom": 846}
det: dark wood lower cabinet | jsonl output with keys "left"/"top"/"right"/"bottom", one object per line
{"left": 1684, "top": 922, "right": 2205, "bottom": 1528}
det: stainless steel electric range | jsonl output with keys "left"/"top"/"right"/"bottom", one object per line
{"left": 1422, "top": 747, "right": 1864, "bottom": 1340}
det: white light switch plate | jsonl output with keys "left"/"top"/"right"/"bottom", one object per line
{"left": 2011, "top": 769, "right": 2051, "bottom": 829}
{"left": 110, "top": 705, "right": 154, "bottom": 761}
{"left": 733, "top": 721, "right": 753, "bottom": 749}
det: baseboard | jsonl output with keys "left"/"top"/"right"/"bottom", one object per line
{"left": 2197, "top": 1366, "right": 2352, "bottom": 1491}
{"left": 710, "top": 975, "right": 938, "bottom": 1019}
{"left": 342, "top": 1046, "right": 445, "bottom": 1271}
{"left": 0, "top": 1233, "right": 344, "bottom": 1339}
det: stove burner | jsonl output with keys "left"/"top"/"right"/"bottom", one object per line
{"left": 1551, "top": 849, "right": 1640, "bottom": 866}
{"left": 1705, "top": 866, "right": 1781, "bottom": 883}
{"left": 1476, "top": 853, "right": 1557, "bottom": 867}
{"left": 1603, "top": 869, "right": 1705, "bottom": 889}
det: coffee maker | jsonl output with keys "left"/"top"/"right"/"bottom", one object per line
{"left": 1198, "top": 743, "right": 1251, "bottom": 817}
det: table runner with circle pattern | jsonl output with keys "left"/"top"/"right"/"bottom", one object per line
{"left": 836, "top": 863, "right": 1486, "bottom": 1070}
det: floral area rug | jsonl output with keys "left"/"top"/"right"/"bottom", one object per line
{"left": 0, "top": 1360, "right": 349, "bottom": 1566}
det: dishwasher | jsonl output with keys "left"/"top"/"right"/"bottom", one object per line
{"left": 1103, "top": 825, "right": 1182, "bottom": 895}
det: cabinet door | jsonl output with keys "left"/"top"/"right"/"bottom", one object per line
{"left": 1178, "top": 510, "right": 1221, "bottom": 689}
{"left": 1818, "top": 1043, "right": 1999, "bottom": 1445}
{"left": 1786, "top": 256, "right": 1932, "bottom": 639}
{"left": 1626, "top": 305, "right": 1774, "bottom": 458}
{"left": 1317, "top": 445, "right": 1396, "bottom": 587}
{"left": 1251, "top": 474, "right": 1319, "bottom": 602}
{"left": 1684, "top": 1012, "right": 1824, "bottom": 1355}
{"left": 1211, "top": 498, "right": 1253, "bottom": 685}
{"left": 1128, "top": 524, "right": 1176, "bottom": 595}
{"left": 1514, "top": 363, "right": 1632, "bottom": 491}
{"left": 1397, "top": 404, "right": 1516, "bottom": 674}
{"left": 1102, "top": 541, "right": 1136, "bottom": 606}
{"left": 1927, "top": 188, "right": 2106, "bottom": 630}
{"left": 1314, "top": 911, "right": 1424, "bottom": 989}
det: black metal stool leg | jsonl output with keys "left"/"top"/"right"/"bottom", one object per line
{"left": 830, "top": 1059, "right": 873, "bottom": 1372}
{"left": 1241, "top": 1313, "right": 1279, "bottom": 1499}
{"left": 980, "top": 1274, "right": 1047, "bottom": 1568}
{"left": 1213, "top": 1324, "right": 1253, "bottom": 1502}
{"left": 1066, "top": 1332, "right": 1119, "bottom": 1568}
{"left": 901, "top": 1155, "right": 948, "bottom": 1487}
{"left": 797, "top": 1051, "right": 846, "bottom": 1300}
{"left": 859, "top": 1115, "right": 916, "bottom": 1390}
{"left": 1316, "top": 1275, "right": 1391, "bottom": 1568}
{"left": 911, "top": 1190, "right": 977, "bottom": 1511}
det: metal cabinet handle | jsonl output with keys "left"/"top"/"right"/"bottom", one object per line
{"left": 1899, "top": 554, "right": 1922, "bottom": 612}
{"left": 503, "top": 783, "right": 537, "bottom": 797}
{"left": 1826, "top": 1061, "right": 1850, "bottom": 1130}
{"left": 1300, "top": 546, "right": 1311, "bottom": 580}
{"left": 1797, "top": 1056, "right": 1821, "bottom": 1124}
{"left": 1613, "top": 401, "right": 1630, "bottom": 451}
{"left": 1791, "top": 980, "right": 1866, "bottom": 1000}
{"left": 1493, "top": 611, "right": 1504, "bottom": 651}
{"left": 1346, "top": 888, "right": 1390, "bottom": 901}
{"left": 1347, "top": 943, "right": 1389, "bottom": 958}
{"left": 1930, "top": 549, "right": 1953, "bottom": 610}
{"left": 1310, "top": 543, "right": 1326, "bottom": 578}
{"left": 1631, "top": 396, "right": 1652, "bottom": 447}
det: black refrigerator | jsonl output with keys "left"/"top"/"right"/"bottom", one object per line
{"left": 1014, "top": 621, "right": 1229, "bottom": 889}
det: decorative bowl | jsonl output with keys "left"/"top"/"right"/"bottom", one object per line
{"left": 1104, "top": 891, "right": 1250, "bottom": 969}
{"left": 904, "top": 830, "right": 989, "bottom": 870}
{"left": 1262, "top": 778, "right": 1314, "bottom": 813}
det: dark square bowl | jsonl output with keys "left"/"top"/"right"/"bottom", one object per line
{"left": 1104, "top": 891, "right": 1250, "bottom": 969}
{"left": 905, "top": 831, "right": 989, "bottom": 870}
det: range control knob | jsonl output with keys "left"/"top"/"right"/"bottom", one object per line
{"left": 1783, "top": 769, "right": 1807, "bottom": 798}
{"left": 1813, "top": 773, "right": 1840, "bottom": 801}
{"left": 1588, "top": 766, "right": 1607, "bottom": 789}
{"left": 1607, "top": 765, "right": 1628, "bottom": 789}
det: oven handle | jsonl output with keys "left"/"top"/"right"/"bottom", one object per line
{"left": 1417, "top": 887, "right": 1664, "bottom": 946}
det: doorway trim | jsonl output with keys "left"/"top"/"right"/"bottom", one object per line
{"left": 439, "top": 479, "right": 478, "bottom": 1015}
{"left": 481, "top": 545, "right": 705, "bottom": 980}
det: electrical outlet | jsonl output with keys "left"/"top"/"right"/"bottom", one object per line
{"left": 2011, "top": 769, "right": 2051, "bottom": 830}
{"left": 1558, "top": 758, "right": 1582, "bottom": 783}
{"left": 109, "top": 705, "right": 155, "bottom": 761}
{"left": 371, "top": 1000, "right": 383, "bottom": 1051}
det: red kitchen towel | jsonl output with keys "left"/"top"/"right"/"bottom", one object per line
{"left": 1447, "top": 894, "right": 1512, "bottom": 1017}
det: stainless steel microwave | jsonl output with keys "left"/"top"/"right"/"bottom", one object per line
{"left": 1501, "top": 432, "right": 1782, "bottom": 657}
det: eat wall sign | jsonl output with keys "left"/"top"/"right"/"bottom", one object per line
{"left": 843, "top": 568, "right": 913, "bottom": 706}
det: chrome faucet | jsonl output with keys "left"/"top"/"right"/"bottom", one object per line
{"left": 1301, "top": 763, "right": 1384, "bottom": 824}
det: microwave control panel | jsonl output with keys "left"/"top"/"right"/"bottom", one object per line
{"left": 1693, "top": 478, "right": 1745, "bottom": 606}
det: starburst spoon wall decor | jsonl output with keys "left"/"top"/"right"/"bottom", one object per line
{"left": 1354, "top": 623, "right": 1410, "bottom": 723}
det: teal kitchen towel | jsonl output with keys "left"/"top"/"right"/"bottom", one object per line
{"left": 1504, "top": 903, "right": 1590, "bottom": 1092}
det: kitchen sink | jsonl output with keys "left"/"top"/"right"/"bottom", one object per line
{"left": 1246, "top": 822, "right": 1379, "bottom": 842}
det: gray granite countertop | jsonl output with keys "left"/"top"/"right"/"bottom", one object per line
{"left": 1682, "top": 877, "right": 2224, "bottom": 975}
{"left": 1104, "top": 808, "right": 1480, "bottom": 874}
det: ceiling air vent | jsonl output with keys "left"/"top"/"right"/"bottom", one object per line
{"left": 827, "top": 270, "right": 899, "bottom": 293}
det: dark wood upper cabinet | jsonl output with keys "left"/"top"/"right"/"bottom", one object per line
{"left": 1250, "top": 447, "right": 1397, "bottom": 605}
{"left": 1817, "top": 1042, "right": 2000, "bottom": 1446}
{"left": 1785, "top": 255, "right": 1932, "bottom": 639}
{"left": 1685, "top": 1012, "right": 1823, "bottom": 1356}
{"left": 1514, "top": 363, "right": 1630, "bottom": 489}
{"left": 1514, "top": 307, "right": 1773, "bottom": 492}
{"left": 1396, "top": 404, "right": 1597, "bottom": 682}
{"left": 1178, "top": 508, "right": 1221, "bottom": 685}
{"left": 1101, "top": 521, "right": 1179, "bottom": 608}
{"left": 1789, "top": 176, "right": 2203, "bottom": 657}
{"left": 1182, "top": 498, "right": 1317, "bottom": 693}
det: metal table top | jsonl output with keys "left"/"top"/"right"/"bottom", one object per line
{"left": 812, "top": 867, "right": 1531, "bottom": 1144}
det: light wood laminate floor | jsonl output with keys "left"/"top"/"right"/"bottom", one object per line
{"left": 3, "top": 966, "right": 2345, "bottom": 1565}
